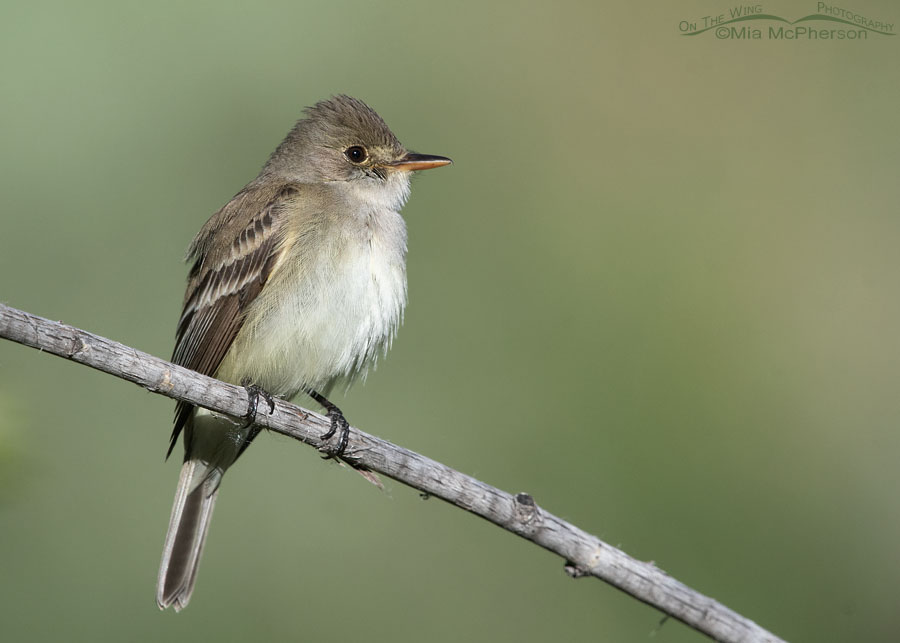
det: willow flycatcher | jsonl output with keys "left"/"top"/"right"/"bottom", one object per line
{"left": 157, "top": 95, "right": 451, "bottom": 610}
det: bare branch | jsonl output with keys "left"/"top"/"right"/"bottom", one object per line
{"left": 0, "top": 302, "right": 787, "bottom": 643}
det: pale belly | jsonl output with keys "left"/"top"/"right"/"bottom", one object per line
{"left": 215, "top": 214, "right": 407, "bottom": 398}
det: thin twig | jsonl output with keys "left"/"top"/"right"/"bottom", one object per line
{"left": 0, "top": 302, "right": 786, "bottom": 643}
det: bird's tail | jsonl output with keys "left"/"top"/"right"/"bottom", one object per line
{"left": 156, "top": 459, "right": 222, "bottom": 611}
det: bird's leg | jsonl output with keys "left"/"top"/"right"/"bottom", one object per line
{"left": 239, "top": 380, "right": 276, "bottom": 454}
{"left": 308, "top": 389, "right": 350, "bottom": 458}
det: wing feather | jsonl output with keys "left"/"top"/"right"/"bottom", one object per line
{"left": 167, "top": 185, "right": 298, "bottom": 457}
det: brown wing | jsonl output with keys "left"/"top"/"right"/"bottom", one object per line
{"left": 167, "top": 184, "right": 298, "bottom": 457}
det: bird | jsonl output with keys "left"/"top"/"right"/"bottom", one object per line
{"left": 157, "top": 95, "right": 451, "bottom": 611}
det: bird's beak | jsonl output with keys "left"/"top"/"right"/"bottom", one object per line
{"left": 385, "top": 153, "right": 452, "bottom": 172}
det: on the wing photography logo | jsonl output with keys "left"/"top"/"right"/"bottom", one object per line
{"left": 679, "top": 3, "right": 895, "bottom": 39}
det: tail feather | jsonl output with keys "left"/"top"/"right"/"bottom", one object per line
{"left": 157, "top": 460, "right": 220, "bottom": 611}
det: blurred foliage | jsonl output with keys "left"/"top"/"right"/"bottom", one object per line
{"left": 1, "top": 1, "right": 898, "bottom": 642}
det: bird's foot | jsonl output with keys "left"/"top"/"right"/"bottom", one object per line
{"left": 240, "top": 380, "right": 276, "bottom": 430}
{"left": 322, "top": 407, "right": 350, "bottom": 458}
{"left": 237, "top": 381, "right": 277, "bottom": 456}
{"left": 308, "top": 390, "right": 350, "bottom": 459}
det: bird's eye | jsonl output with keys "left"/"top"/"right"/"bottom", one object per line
{"left": 344, "top": 146, "right": 368, "bottom": 164}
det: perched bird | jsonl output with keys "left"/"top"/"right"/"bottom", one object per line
{"left": 157, "top": 95, "right": 451, "bottom": 610}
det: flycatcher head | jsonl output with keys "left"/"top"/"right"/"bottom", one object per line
{"left": 263, "top": 95, "right": 451, "bottom": 184}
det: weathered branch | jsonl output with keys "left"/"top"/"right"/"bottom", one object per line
{"left": 0, "top": 302, "right": 786, "bottom": 643}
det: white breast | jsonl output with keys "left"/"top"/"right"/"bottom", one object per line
{"left": 216, "top": 196, "right": 408, "bottom": 398}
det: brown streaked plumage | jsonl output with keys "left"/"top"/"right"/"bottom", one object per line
{"left": 168, "top": 183, "right": 296, "bottom": 457}
{"left": 157, "top": 95, "right": 450, "bottom": 611}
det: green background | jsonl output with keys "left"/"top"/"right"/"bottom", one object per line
{"left": 1, "top": 1, "right": 898, "bottom": 641}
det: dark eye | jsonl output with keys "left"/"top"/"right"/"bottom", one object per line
{"left": 344, "top": 145, "right": 368, "bottom": 164}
